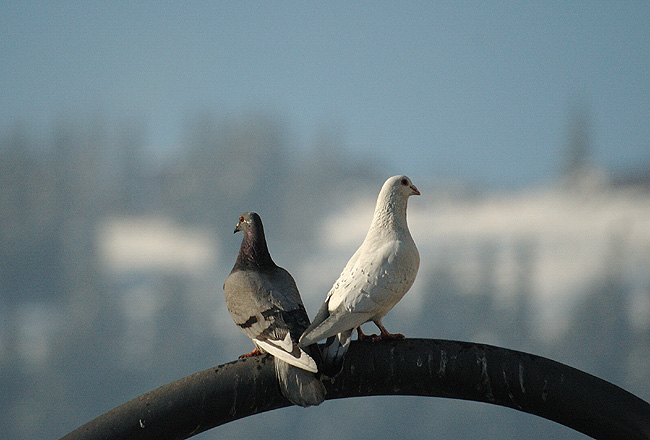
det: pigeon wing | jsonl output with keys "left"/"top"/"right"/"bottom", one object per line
{"left": 328, "top": 239, "right": 398, "bottom": 313}
{"left": 299, "top": 242, "right": 389, "bottom": 345}
{"left": 342, "top": 238, "right": 419, "bottom": 313}
{"left": 301, "top": 236, "right": 419, "bottom": 346}
{"left": 224, "top": 269, "right": 318, "bottom": 372}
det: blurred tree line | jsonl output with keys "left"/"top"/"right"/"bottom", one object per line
{"left": 1, "top": 110, "right": 648, "bottom": 440}
{"left": 0, "top": 111, "right": 381, "bottom": 439}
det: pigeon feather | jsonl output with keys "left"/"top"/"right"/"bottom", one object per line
{"left": 223, "top": 212, "right": 325, "bottom": 406}
{"left": 300, "top": 175, "right": 420, "bottom": 375}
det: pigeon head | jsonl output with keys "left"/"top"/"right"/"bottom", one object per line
{"left": 387, "top": 174, "right": 420, "bottom": 197}
{"left": 370, "top": 175, "right": 420, "bottom": 230}
{"left": 234, "top": 212, "right": 260, "bottom": 234}
{"left": 233, "top": 212, "right": 275, "bottom": 269}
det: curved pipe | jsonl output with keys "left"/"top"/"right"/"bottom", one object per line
{"left": 59, "top": 339, "right": 650, "bottom": 440}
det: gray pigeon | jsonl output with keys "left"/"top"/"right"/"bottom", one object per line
{"left": 223, "top": 212, "right": 325, "bottom": 407}
{"left": 300, "top": 175, "right": 420, "bottom": 376}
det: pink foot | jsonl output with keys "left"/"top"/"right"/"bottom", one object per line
{"left": 377, "top": 323, "right": 405, "bottom": 341}
{"left": 357, "top": 327, "right": 380, "bottom": 341}
{"left": 239, "top": 348, "right": 262, "bottom": 358}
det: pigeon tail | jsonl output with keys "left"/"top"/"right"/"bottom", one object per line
{"left": 299, "top": 300, "right": 331, "bottom": 346}
{"left": 300, "top": 309, "right": 372, "bottom": 347}
{"left": 275, "top": 358, "right": 326, "bottom": 407}
{"left": 320, "top": 329, "right": 353, "bottom": 377}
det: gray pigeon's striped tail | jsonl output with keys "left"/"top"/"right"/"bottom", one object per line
{"left": 321, "top": 329, "right": 353, "bottom": 377}
{"left": 275, "top": 358, "right": 326, "bottom": 407}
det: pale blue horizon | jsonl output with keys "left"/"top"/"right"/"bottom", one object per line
{"left": 2, "top": 1, "right": 649, "bottom": 187}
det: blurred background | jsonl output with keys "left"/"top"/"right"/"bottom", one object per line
{"left": 2, "top": 2, "right": 649, "bottom": 439}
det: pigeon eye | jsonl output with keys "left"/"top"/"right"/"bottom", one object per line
{"left": 239, "top": 216, "right": 244, "bottom": 222}
{"left": 400, "top": 178, "right": 408, "bottom": 186}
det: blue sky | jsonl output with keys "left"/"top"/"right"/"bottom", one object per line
{"left": 2, "top": 2, "right": 649, "bottom": 187}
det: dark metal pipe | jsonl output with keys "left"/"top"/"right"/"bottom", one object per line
{"left": 59, "top": 339, "right": 650, "bottom": 440}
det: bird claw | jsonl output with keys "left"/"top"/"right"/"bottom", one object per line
{"left": 357, "top": 327, "right": 379, "bottom": 341}
{"left": 358, "top": 331, "right": 405, "bottom": 342}
{"left": 358, "top": 326, "right": 405, "bottom": 342}
{"left": 239, "top": 348, "right": 262, "bottom": 358}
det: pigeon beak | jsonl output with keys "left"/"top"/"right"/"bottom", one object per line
{"left": 234, "top": 222, "right": 242, "bottom": 234}
{"left": 411, "top": 184, "right": 421, "bottom": 196}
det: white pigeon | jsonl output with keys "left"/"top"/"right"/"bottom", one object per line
{"left": 223, "top": 212, "right": 325, "bottom": 406}
{"left": 299, "top": 175, "right": 420, "bottom": 375}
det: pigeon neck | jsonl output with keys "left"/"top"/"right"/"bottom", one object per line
{"left": 370, "top": 190, "right": 409, "bottom": 232}
{"left": 235, "top": 227, "right": 275, "bottom": 270}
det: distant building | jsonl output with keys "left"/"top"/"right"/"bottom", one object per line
{"left": 306, "top": 172, "right": 650, "bottom": 344}
{"left": 97, "top": 216, "right": 218, "bottom": 275}
{"left": 96, "top": 216, "right": 219, "bottom": 368}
